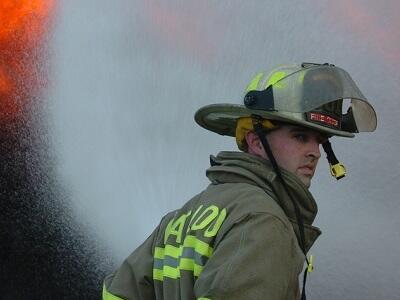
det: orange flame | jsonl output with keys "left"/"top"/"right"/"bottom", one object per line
{"left": 0, "top": 0, "right": 55, "bottom": 122}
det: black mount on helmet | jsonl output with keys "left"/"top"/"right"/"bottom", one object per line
{"left": 244, "top": 88, "right": 275, "bottom": 111}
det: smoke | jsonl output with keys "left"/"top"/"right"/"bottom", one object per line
{"left": 0, "top": 1, "right": 114, "bottom": 298}
{"left": 322, "top": 0, "right": 400, "bottom": 67}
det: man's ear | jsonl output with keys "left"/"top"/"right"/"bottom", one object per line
{"left": 245, "top": 131, "right": 264, "bottom": 156}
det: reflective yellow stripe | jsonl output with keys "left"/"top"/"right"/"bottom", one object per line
{"left": 179, "top": 257, "right": 194, "bottom": 271}
{"left": 193, "top": 263, "right": 203, "bottom": 277}
{"left": 198, "top": 298, "right": 212, "bottom": 300}
{"left": 158, "top": 235, "right": 213, "bottom": 259}
{"left": 266, "top": 71, "right": 286, "bottom": 87}
{"left": 154, "top": 247, "right": 165, "bottom": 259}
{"left": 163, "top": 265, "right": 180, "bottom": 279}
{"left": 102, "top": 284, "right": 124, "bottom": 300}
{"left": 161, "top": 259, "right": 204, "bottom": 280}
{"left": 165, "top": 244, "right": 182, "bottom": 258}
{"left": 183, "top": 235, "right": 213, "bottom": 257}
{"left": 246, "top": 72, "right": 264, "bottom": 92}
{"left": 153, "top": 268, "right": 164, "bottom": 281}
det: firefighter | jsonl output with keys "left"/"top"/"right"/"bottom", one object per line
{"left": 103, "top": 63, "right": 377, "bottom": 300}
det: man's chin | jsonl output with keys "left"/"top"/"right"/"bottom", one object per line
{"left": 298, "top": 174, "right": 312, "bottom": 188}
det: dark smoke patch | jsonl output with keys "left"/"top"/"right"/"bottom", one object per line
{"left": 1, "top": 2, "right": 117, "bottom": 298}
{"left": 0, "top": 112, "right": 115, "bottom": 299}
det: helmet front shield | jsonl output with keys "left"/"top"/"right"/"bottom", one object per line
{"left": 244, "top": 64, "right": 377, "bottom": 133}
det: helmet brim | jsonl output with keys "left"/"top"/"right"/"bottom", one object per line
{"left": 195, "top": 103, "right": 355, "bottom": 138}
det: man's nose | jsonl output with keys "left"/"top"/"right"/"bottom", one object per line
{"left": 307, "top": 141, "right": 321, "bottom": 159}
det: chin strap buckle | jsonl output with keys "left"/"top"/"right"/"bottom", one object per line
{"left": 322, "top": 140, "right": 346, "bottom": 180}
{"left": 330, "top": 162, "right": 346, "bottom": 180}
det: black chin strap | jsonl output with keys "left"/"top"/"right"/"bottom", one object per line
{"left": 252, "top": 117, "right": 310, "bottom": 300}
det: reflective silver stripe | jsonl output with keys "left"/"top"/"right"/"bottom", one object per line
{"left": 153, "top": 258, "right": 164, "bottom": 270}
{"left": 154, "top": 248, "right": 209, "bottom": 271}
{"left": 164, "top": 255, "right": 179, "bottom": 268}
{"left": 181, "top": 247, "right": 208, "bottom": 266}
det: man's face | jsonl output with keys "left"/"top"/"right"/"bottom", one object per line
{"left": 247, "top": 125, "right": 327, "bottom": 187}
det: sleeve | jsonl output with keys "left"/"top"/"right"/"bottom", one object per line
{"left": 194, "top": 213, "right": 302, "bottom": 300}
{"left": 102, "top": 226, "right": 160, "bottom": 300}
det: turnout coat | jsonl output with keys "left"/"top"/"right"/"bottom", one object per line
{"left": 103, "top": 151, "right": 321, "bottom": 300}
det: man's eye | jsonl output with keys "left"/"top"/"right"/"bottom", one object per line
{"left": 294, "top": 134, "right": 307, "bottom": 142}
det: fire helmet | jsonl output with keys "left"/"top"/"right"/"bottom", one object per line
{"left": 195, "top": 63, "right": 377, "bottom": 144}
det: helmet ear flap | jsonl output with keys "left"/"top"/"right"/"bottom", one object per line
{"left": 235, "top": 117, "right": 277, "bottom": 151}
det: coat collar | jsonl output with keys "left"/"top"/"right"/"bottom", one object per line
{"left": 206, "top": 151, "right": 321, "bottom": 252}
